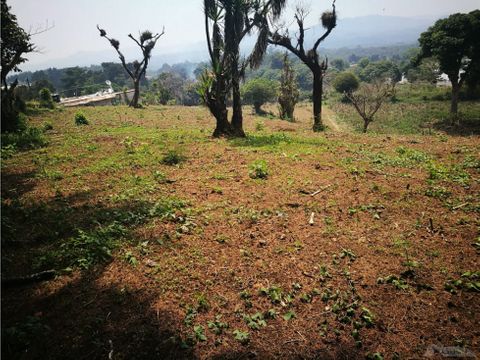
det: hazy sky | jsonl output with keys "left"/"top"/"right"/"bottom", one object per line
{"left": 9, "top": 0, "right": 480, "bottom": 70}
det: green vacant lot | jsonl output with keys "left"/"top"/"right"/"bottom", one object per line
{"left": 2, "top": 104, "right": 479, "bottom": 359}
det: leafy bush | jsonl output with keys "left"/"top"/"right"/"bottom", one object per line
{"left": 241, "top": 78, "right": 278, "bottom": 114}
{"left": 43, "top": 122, "right": 53, "bottom": 131}
{"left": 74, "top": 111, "right": 89, "bottom": 125}
{"left": 249, "top": 160, "right": 269, "bottom": 179}
{"left": 149, "top": 197, "right": 187, "bottom": 220}
{"left": 38, "top": 222, "right": 127, "bottom": 270}
{"left": 333, "top": 72, "right": 360, "bottom": 94}
{"left": 233, "top": 329, "right": 250, "bottom": 344}
{"left": 255, "top": 121, "right": 265, "bottom": 131}
{"left": 161, "top": 149, "right": 186, "bottom": 165}
{"left": 38, "top": 88, "right": 55, "bottom": 109}
{"left": 1, "top": 144, "right": 17, "bottom": 159}
{"left": 1, "top": 126, "right": 47, "bottom": 150}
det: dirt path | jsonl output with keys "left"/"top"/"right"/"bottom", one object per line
{"left": 323, "top": 106, "right": 347, "bottom": 132}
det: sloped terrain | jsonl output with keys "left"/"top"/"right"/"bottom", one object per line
{"left": 2, "top": 105, "right": 479, "bottom": 359}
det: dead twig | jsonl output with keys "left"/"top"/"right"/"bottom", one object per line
{"left": 302, "top": 271, "right": 315, "bottom": 279}
{"left": 108, "top": 340, "right": 114, "bottom": 360}
{"left": 452, "top": 203, "right": 469, "bottom": 210}
{"left": 310, "top": 184, "right": 333, "bottom": 196}
{"left": 284, "top": 339, "right": 302, "bottom": 344}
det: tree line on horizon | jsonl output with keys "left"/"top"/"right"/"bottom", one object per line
{"left": 1, "top": 0, "right": 479, "bottom": 135}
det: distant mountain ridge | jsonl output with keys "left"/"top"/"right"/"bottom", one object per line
{"left": 314, "top": 15, "right": 433, "bottom": 48}
{"left": 22, "top": 14, "right": 436, "bottom": 72}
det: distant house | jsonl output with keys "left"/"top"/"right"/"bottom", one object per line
{"left": 436, "top": 73, "right": 451, "bottom": 87}
{"left": 398, "top": 73, "right": 409, "bottom": 85}
{"left": 60, "top": 89, "right": 135, "bottom": 107}
{"left": 436, "top": 69, "right": 466, "bottom": 88}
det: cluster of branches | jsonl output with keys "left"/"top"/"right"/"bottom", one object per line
{"left": 97, "top": 25, "right": 164, "bottom": 108}
{"left": 345, "top": 81, "right": 395, "bottom": 132}
{"left": 269, "top": 1, "right": 337, "bottom": 131}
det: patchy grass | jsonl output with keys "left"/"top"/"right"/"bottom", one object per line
{"left": 1, "top": 104, "right": 479, "bottom": 359}
{"left": 329, "top": 91, "right": 480, "bottom": 135}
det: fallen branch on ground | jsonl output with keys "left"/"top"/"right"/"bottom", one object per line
{"left": 311, "top": 184, "right": 333, "bottom": 196}
{"left": 2, "top": 270, "right": 56, "bottom": 288}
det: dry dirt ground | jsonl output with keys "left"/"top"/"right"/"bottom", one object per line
{"left": 2, "top": 104, "right": 479, "bottom": 359}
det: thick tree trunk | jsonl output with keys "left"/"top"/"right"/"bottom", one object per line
{"left": 212, "top": 105, "right": 234, "bottom": 137}
{"left": 231, "top": 76, "right": 245, "bottom": 138}
{"left": 130, "top": 80, "right": 140, "bottom": 108}
{"left": 208, "top": 76, "right": 234, "bottom": 137}
{"left": 1, "top": 79, "right": 20, "bottom": 132}
{"left": 363, "top": 119, "right": 370, "bottom": 133}
{"left": 450, "top": 81, "right": 460, "bottom": 121}
{"left": 312, "top": 71, "right": 324, "bottom": 132}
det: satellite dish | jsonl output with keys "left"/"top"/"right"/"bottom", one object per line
{"left": 105, "top": 80, "right": 112, "bottom": 86}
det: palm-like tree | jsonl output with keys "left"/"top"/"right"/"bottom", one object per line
{"left": 201, "top": 0, "right": 286, "bottom": 137}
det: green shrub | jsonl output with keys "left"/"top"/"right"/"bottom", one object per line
{"left": 249, "top": 160, "right": 269, "bottom": 179}
{"left": 38, "top": 222, "right": 127, "bottom": 270}
{"left": 74, "top": 111, "right": 89, "bottom": 125}
{"left": 38, "top": 88, "right": 54, "bottom": 109}
{"left": 43, "top": 122, "right": 53, "bottom": 131}
{"left": 1, "top": 126, "right": 47, "bottom": 150}
{"left": 161, "top": 149, "right": 186, "bottom": 166}
{"left": 1, "top": 144, "right": 17, "bottom": 159}
{"left": 242, "top": 78, "right": 278, "bottom": 114}
{"left": 333, "top": 72, "right": 360, "bottom": 94}
{"left": 255, "top": 121, "right": 265, "bottom": 131}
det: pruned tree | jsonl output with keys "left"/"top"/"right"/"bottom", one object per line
{"left": 269, "top": 1, "right": 337, "bottom": 131}
{"left": 201, "top": 0, "right": 287, "bottom": 137}
{"left": 346, "top": 81, "right": 395, "bottom": 133}
{"left": 97, "top": 25, "right": 164, "bottom": 108}
{"left": 415, "top": 10, "right": 480, "bottom": 120}
{"left": 278, "top": 53, "right": 299, "bottom": 120}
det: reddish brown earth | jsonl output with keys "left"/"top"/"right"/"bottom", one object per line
{"left": 2, "top": 105, "right": 479, "bottom": 359}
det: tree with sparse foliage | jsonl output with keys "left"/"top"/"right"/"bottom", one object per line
{"left": 242, "top": 77, "right": 278, "bottom": 114}
{"left": 415, "top": 10, "right": 480, "bottom": 119}
{"left": 97, "top": 25, "right": 164, "bottom": 108}
{"left": 346, "top": 81, "right": 395, "bottom": 133}
{"left": 278, "top": 53, "right": 299, "bottom": 120}
{"left": 200, "top": 0, "right": 287, "bottom": 137}
{"left": 1, "top": 0, "right": 34, "bottom": 131}
{"left": 269, "top": 1, "right": 337, "bottom": 131}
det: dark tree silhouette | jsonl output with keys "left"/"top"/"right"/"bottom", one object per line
{"left": 269, "top": 1, "right": 337, "bottom": 131}
{"left": 201, "top": 0, "right": 286, "bottom": 137}
{"left": 97, "top": 25, "right": 164, "bottom": 108}
{"left": 1, "top": 0, "right": 33, "bottom": 131}
{"left": 416, "top": 10, "right": 480, "bottom": 120}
